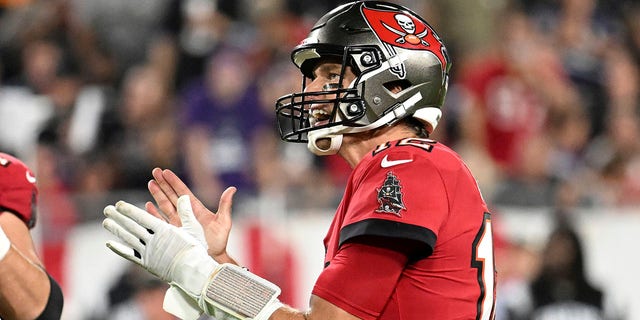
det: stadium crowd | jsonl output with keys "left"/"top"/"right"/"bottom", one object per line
{"left": 0, "top": 0, "right": 638, "bottom": 319}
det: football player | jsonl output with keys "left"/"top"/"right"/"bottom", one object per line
{"left": 102, "top": 1, "right": 497, "bottom": 319}
{"left": 0, "top": 152, "right": 64, "bottom": 320}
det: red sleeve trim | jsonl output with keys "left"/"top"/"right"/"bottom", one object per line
{"left": 312, "top": 241, "right": 408, "bottom": 319}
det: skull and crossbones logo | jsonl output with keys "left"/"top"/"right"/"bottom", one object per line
{"left": 382, "top": 14, "right": 429, "bottom": 46}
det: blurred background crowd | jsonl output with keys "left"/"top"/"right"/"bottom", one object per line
{"left": 1, "top": 0, "right": 639, "bottom": 319}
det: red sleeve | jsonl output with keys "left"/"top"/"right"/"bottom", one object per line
{"left": 338, "top": 149, "right": 449, "bottom": 258}
{"left": 312, "top": 241, "right": 409, "bottom": 319}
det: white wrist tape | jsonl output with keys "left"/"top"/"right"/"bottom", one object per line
{"left": 0, "top": 225, "right": 10, "bottom": 261}
{"left": 200, "top": 263, "right": 281, "bottom": 319}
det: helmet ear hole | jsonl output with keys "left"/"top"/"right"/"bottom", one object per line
{"left": 383, "top": 79, "right": 411, "bottom": 94}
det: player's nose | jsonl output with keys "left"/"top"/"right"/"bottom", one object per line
{"left": 304, "top": 77, "right": 327, "bottom": 95}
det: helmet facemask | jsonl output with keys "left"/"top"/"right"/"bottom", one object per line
{"left": 276, "top": 46, "right": 383, "bottom": 155}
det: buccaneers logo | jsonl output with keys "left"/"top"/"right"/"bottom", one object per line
{"left": 361, "top": 4, "right": 449, "bottom": 78}
{"left": 376, "top": 172, "right": 406, "bottom": 216}
{"left": 382, "top": 14, "right": 429, "bottom": 46}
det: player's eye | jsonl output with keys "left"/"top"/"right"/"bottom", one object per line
{"left": 322, "top": 83, "right": 340, "bottom": 91}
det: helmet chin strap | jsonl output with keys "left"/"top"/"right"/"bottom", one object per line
{"left": 307, "top": 131, "right": 343, "bottom": 155}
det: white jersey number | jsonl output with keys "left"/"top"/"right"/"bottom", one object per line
{"left": 471, "top": 212, "right": 496, "bottom": 320}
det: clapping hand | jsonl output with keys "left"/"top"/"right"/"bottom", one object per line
{"left": 145, "top": 168, "right": 237, "bottom": 264}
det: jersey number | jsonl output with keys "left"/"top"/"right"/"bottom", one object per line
{"left": 372, "top": 138, "right": 436, "bottom": 155}
{"left": 471, "top": 212, "right": 496, "bottom": 320}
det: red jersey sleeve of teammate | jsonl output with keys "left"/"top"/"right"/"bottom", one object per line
{"left": 337, "top": 139, "right": 451, "bottom": 259}
{"left": 0, "top": 153, "right": 38, "bottom": 228}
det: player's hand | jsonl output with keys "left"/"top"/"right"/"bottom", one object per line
{"left": 145, "top": 168, "right": 236, "bottom": 263}
{"left": 103, "top": 197, "right": 217, "bottom": 297}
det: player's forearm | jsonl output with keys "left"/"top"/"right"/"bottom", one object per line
{"left": 269, "top": 305, "right": 309, "bottom": 320}
{"left": 269, "top": 298, "right": 361, "bottom": 320}
{"left": 0, "top": 246, "right": 51, "bottom": 320}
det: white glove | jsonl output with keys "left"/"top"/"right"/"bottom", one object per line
{"left": 103, "top": 196, "right": 282, "bottom": 320}
{"left": 164, "top": 195, "right": 210, "bottom": 320}
{"left": 103, "top": 197, "right": 217, "bottom": 298}
{"left": 175, "top": 195, "right": 207, "bottom": 249}
{"left": 0, "top": 224, "right": 10, "bottom": 260}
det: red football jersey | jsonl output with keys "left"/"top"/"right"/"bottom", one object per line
{"left": 313, "top": 138, "right": 496, "bottom": 319}
{"left": 460, "top": 57, "right": 546, "bottom": 171}
{"left": 0, "top": 152, "right": 38, "bottom": 228}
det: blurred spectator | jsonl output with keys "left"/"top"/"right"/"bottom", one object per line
{"left": 239, "top": 0, "right": 309, "bottom": 75}
{"left": 494, "top": 241, "right": 540, "bottom": 320}
{"left": 623, "top": 2, "right": 640, "bottom": 65}
{"left": 70, "top": 0, "right": 172, "bottom": 83}
{"left": 110, "top": 64, "right": 181, "bottom": 191}
{"left": 457, "top": 8, "right": 549, "bottom": 175}
{"left": 159, "top": 0, "right": 231, "bottom": 91}
{"left": 179, "top": 47, "right": 269, "bottom": 207}
{"left": 0, "top": 39, "right": 58, "bottom": 160}
{"left": 100, "top": 265, "right": 176, "bottom": 320}
{"left": 582, "top": 38, "right": 640, "bottom": 205}
{"left": 527, "top": 220, "right": 605, "bottom": 320}
{"left": 427, "top": 0, "right": 503, "bottom": 61}
{"left": 0, "top": 0, "right": 116, "bottom": 85}
{"left": 455, "top": 5, "right": 601, "bottom": 205}
{"left": 496, "top": 217, "right": 607, "bottom": 320}
{"left": 603, "top": 42, "right": 639, "bottom": 115}
{"left": 584, "top": 110, "right": 640, "bottom": 206}
{"left": 492, "top": 136, "right": 558, "bottom": 207}
{"left": 524, "top": 0, "right": 619, "bottom": 139}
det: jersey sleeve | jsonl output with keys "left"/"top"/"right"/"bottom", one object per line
{"left": 338, "top": 149, "right": 449, "bottom": 259}
{"left": 312, "top": 241, "right": 409, "bottom": 319}
{"left": 0, "top": 153, "right": 38, "bottom": 228}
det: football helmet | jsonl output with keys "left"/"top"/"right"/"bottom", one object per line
{"left": 275, "top": 1, "right": 451, "bottom": 155}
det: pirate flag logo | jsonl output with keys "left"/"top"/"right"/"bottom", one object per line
{"left": 361, "top": 4, "right": 449, "bottom": 79}
{"left": 376, "top": 172, "right": 406, "bottom": 216}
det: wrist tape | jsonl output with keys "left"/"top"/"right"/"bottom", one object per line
{"left": 200, "top": 263, "right": 281, "bottom": 319}
{"left": 0, "top": 227, "right": 10, "bottom": 261}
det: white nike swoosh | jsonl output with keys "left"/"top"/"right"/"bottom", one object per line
{"left": 26, "top": 171, "right": 36, "bottom": 183}
{"left": 381, "top": 155, "right": 413, "bottom": 168}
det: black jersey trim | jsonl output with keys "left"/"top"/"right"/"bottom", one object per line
{"left": 339, "top": 218, "right": 436, "bottom": 260}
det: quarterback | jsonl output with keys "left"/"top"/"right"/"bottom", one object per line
{"left": 102, "top": 1, "right": 497, "bottom": 319}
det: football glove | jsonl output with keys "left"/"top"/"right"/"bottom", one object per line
{"left": 103, "top": 196, "right": 282, "bottom": 320}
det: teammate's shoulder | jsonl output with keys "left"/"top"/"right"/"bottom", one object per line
{"left": 0, "top": 153, "right": 35, "bottom": 184}
{"left": 0, "top": 152, "right": 38, "bottom": 228}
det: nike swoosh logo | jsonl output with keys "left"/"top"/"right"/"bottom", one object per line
{"left": 26, "top": 171, "right": 36, "bottom": 183}
{"left": 381, "top": 155, "right": 413, "bottom": 168}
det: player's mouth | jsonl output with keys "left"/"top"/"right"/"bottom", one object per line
{"left": 310, "top": 105, "right": 333, "bottom": 127}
